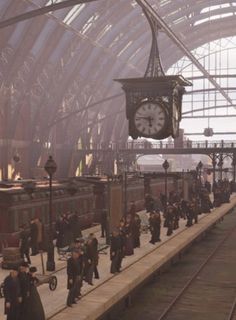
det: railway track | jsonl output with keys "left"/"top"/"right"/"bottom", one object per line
{"left": 119, "top": 209, "right": 236, "bottom": 320}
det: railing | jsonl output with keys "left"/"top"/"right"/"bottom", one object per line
{"left": 77, "top": 140, "right": 236, "bottom": 151}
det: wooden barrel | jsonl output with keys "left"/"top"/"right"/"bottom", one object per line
{"left": 1, "top": 247, "right": 23, "bottom": 269}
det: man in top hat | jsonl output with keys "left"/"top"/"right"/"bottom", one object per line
{"left": 3, "top": 267, "right": 22, "bottom": 320}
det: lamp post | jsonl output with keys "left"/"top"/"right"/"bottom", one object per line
{"left": 44, "top": 155, "right": 57, "bottom": 272}
{"left": 162, "top": 160, "right": 169, "bottom": 212}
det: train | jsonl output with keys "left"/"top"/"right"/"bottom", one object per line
{"left": 0, "top": 173, "right": 185, "bottom": 250}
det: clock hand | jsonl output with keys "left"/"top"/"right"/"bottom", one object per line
{"left": 147, "top": 116, "right": 154, "bottom": 127}
{"left": 135, "top": 116, "right": 150, "bottom": 120}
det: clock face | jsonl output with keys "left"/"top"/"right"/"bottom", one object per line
{"left": 134, "top": 101, "right": 166, "bottom": 137}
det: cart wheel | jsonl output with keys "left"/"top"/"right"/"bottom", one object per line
{"left": 0, "top": 283, "right": 4, "bottom": 298}
{"left": 49, "top": 276, "right": 57, "bottom": 291}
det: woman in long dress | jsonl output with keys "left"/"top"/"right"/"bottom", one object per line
{"left": 25, "top": 267, "right": 46, "bottom": 320}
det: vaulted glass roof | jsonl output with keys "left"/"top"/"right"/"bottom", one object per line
{"left": 1, "top": 0, "right": 236, "bottom": 175}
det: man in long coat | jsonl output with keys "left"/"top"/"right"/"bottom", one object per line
{"left": 3, "top": 268, "right": 22, "bottom": 320}
{"left": 66, "top": 250, "right": 83, "bottom": 307}
{"left": 18, "top": 262, "right": 30, "bottom": 320}
{"left": 110, "top": 229, "right": 124, "bottom": 274}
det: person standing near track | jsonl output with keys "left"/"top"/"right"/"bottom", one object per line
{"left": 66, "top": 250, "right": 83, "bottom": 307}
{"left": 110, "top": 229, "right": 124, "bottom": 274}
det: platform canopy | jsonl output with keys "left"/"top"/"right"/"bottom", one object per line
{"left": 0, "top": 0, "right": 236, "bottom": 177}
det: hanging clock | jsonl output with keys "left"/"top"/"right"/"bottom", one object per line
{"left": 132, "top": 100, "right": 168, "bottom": 138}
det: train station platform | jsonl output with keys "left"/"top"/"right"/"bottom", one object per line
{"left": 1, "top": 197, "right": 236, "bottom": 320}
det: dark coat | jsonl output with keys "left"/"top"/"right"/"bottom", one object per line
{"left": 18, "top": 271, "right": 30, "bottom": 299}
{"left": 18, "top": 271, "right": 30, "bottom": 320}
{"left": 3, "top": 275, "right": 21, "bottom": 318}
{"left": 67, "top": 257, "right": 83, "bottom": 289}
{"left": 91, "top": 238, "right": 99, "bottom": 266}
{"left": 24, "top": 275, "right": 45, "bottom": 320}
{"left": 110, "top": 235, "right": 124, "bottom": 260}
{"left": 20, "top": 230, "right": 30, "bottom": 252}
{"left": 30, "top": 222, "right": 38, "bottom": 244}
{"left": 69, "top": 214, "right": 82, "bottom": 240}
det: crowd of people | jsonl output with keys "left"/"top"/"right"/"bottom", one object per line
{"left": 212, "top": 179, "right": 232, "bottom": 206}
{"left": 3, "top": 263, "right": 45, "bottom": 320}
{"left": 3, "top": 178, "right": 234, "bottom": 317}
{"left": 65, "top": 232, "right": 99, "bottom": 307}
{"left": 18, "top": 212, "right": 82, "bottom": 266}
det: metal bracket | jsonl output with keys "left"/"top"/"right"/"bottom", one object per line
{"left": 142, "top": 8, "right": 165, "bottom": 78}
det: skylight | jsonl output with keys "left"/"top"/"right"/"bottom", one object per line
{"left": 63, "top": 4, "right": 85, "bottom": 25}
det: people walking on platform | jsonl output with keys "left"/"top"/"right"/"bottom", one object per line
{"left": 84, "top": 238, "right": 95, "bottom": 285}
{"left": 192, "top": 198, "right": 201, "bottom": 224}
{"left": 213, "top": 186, "right": 221, "bottom": 207}
{"left": 205, "top": 180, "right": 211, "bottom": 193}
{"left": 19, "top": 224, "right": 31, "bottom": 265}
{"left": 69, "top": 213, "right": 82, "bottom": 241}
{"left": 129, "top": 201, "right": 136, "bottom": 219}
{"left": 160, "top": 192, "right": 167, "bottom": 210}
{"left": 165, "top": 205, "right": 174, "bottom": 236}
{"left": 149, "top": 212, "right": 156, "bottom": 244}
{"left": 132, "top": 213, "right": 141, "bottom": 248}
{"left": 24, "top": 266, "right": 45, "bottom": 320}
{"left": 149, "top": 210, "right": 161, "bottom": 243}
{"left": 90, "top": 233, "right": 100, "bottom": 279}
{"left": 180, "top": 199, "right": 188, "bottom": 219}
{"left": 124, "top": 214, "right": 134, "bottom": 256}
{"left": 186, "top": 201, "right": 193, "bottom": 227}
{"left": 100, "top": 209, "right": 107, "bottom": 238}
{"left": 18, "top": 262, "right": 30, "bottom": 320}
{"left": 56, "top": 213, "right": 72, "bottom": 249}
{"left": 3, "top": 268, "right": 22, "bottom": 320}
{"left": 35, "top": 218, "right": 44, "bottom": 252}
{"left": 30, "top": 218, "right": 38, "bottom": 255}
{"left": 154, "top": 210, "right": 162, "bottom": 241}
{"left": 66, "top": 250, "right": 83, "bottom": 307}
{"left": 55, "top": 215, "right": 65, "bottom": 251}
{"left": 145, "top": 194, "right": 155, "bottom": 213}
{"left": 230, "top": 180, "right": 235, "bottom": 193}
{"left": 110, "top": 229, "right": 124, "bottom": 274}
{"left": 173, "top": 203, "right": 180, "bottom": 230}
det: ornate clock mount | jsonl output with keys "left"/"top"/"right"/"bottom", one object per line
{"left": 115, "top": 5, "right": 191, "bottom": 140}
